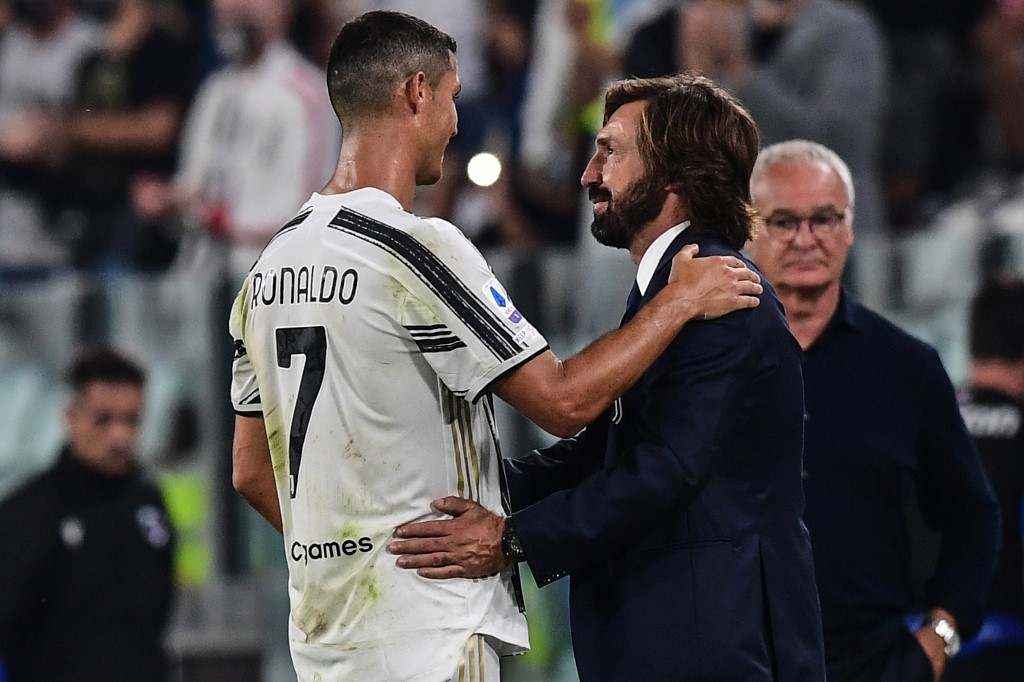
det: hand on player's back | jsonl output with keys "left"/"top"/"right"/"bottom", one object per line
{"left": 389, "top": 497, "right": 509, "bottom": 579}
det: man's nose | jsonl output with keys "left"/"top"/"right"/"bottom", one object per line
{"left": 110, "top": 420, "right": 138, "bottom": 446}
{"left": 581, "top": 156, "right": 601, "bottom": 188}
{"left": 791, "top": 220, "right": 819, "bottom": 247}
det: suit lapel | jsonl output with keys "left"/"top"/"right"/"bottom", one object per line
{"left": 619, "top": 281, "right": 643, "bottom": 327}
{"left": 608, "top": 230, "right": 730, "bottom": 466}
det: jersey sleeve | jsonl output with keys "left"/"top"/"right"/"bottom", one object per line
{"left": 228, "top": 284, "right": 263, "bottom": 415}
{"left": 397, "top": 218, "right": 548, "bottom": 402}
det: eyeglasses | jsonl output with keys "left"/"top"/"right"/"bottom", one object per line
{"left": 764, "top": 210, "right": 847, "bottom": 239}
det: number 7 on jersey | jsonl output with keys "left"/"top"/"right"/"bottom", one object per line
{"left": 276, "top": 326, "right": 327, "bottom": 499}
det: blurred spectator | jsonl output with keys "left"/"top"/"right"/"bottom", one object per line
{"left": 625, "top": 0, "right": 890, "bottom": 234}
{"left": 950, "top": 275, "right": 1024, "bottom": 680}
{"left": 505, "top": 0, "right": 614, "bottom": 249}
{"left": 133, "top": 0, "right": 338, "bottom": 275}
{"left": 289, "top": 0, "right": 364, "bottom": 68}
{"left": 975, "top": 1, "right": 1024, "bottom": 169}
{"left": 0, "top": 346, "right": 175, "bottom": 682}
{"left": 0, "top": 0, "right": 11, "bottom": 36}
{"left": 473, "top": 0, "right": 588, "bottom": 250}
{"left": 0, "top": 0, "right": 101, "bottom": 278}
{"left": 746, "top": 139, "right": 1000, "bottom": 682}
{"left": 858, "top": 0, "right": 985, "bottom": 228}
{"left": 47, "top": 0, "right": 198, "bottom": 271}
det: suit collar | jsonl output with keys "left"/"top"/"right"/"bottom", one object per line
{"left": 636, "top": 221, "right": 689, "bottom": 295}
{"left": 642, "top": 224, "right": 734, "bottom": 298}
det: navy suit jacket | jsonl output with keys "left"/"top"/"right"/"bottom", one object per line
{"left": 506, "top": 231, "right": 826, "bottom": 681}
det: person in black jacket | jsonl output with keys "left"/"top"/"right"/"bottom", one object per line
{"left": 947, "top": 276, "right": 1024, "bottom": 680}
{"left": 0, "top": 346, "right": 175, "bottom": 682}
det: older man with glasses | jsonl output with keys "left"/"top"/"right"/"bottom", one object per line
{"left": 747, "top": 139, "right": 1000, "bottom": 682}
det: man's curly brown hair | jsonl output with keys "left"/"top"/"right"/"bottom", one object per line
{"left": 603, "top": 73, "right": 762, "bottom": 249}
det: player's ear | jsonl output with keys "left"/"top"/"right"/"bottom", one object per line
{"left": 403, "top": 72, "right": 429, "bottom": 114}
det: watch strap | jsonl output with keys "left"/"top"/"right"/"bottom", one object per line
{"left": 501, "top": 517, "right": 525, "bottom": 563}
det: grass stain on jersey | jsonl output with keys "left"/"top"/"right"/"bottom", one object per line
{"left": 263, "top": 406, "right": 288, "bottom": 473}
{"left": 231, "top": 279, "right": 251, "bottom": 333}
{"left": 359, "top": 573, "right": 382, "bottom": 602}
{"left": 266, "top": 424, "right": 287, "bottom": 465}
{"left": 338, "top": 522, "right": 361, "bottom": 539}
{"left": 296, "top": 604, "right": 330, "bottom": 642}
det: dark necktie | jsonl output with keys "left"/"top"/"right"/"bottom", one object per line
{"left": 620, "top": 281, "right": 642, "bottom": 327}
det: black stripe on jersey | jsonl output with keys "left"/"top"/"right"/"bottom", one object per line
{"left": 406, "top": 325, "right": 459, "bottom": 341}
{"left": 329, "top": 208, "right": 520, "bottom": 361}
{"left": 240, "top": 388, "right": 261, "bottom": 405}
{"left": 415, "top": 337, "right": 467, "bottom": 353}
{"left": 406, "top": 324, "right": 449, "bottom": 336}
{"left": 273, "top": 207, "right": 313, "bottom": 239}
{"left": 248, "top": 208, "right": 315, "bottom": 273}
{"left": 414, "top": 330, "right": 457, "bottom": 339}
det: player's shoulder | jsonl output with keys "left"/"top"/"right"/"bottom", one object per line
{"left": 331, "top": 191, "right": 478, "bottom": 254}
{"left": 415, "top": 216, "right": 479, "bottom": 252}
{"left": 254, "top": 189, "right": 481, "bottom": 272}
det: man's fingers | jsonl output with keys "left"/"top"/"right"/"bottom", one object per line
{"left": 736, "top": 280, "right": 763, "bottom": 296}
{"left": 394, "top": 497, "right": 478, "bottom": 538}
{"left": 703, "top": 295, "right": 760, "bottom": 320}
{"left": 668, "top": 245, "right": 699, "bottom": 271}
{"left": 431, "top": 496, "right": 474, "bottom": 516}
{"left": 394, "top": 551, "right": 455, "bottom": 569}
{"left": 729, "top": 265, "right": 761, "bottom": 283}
{"left": 417, "top": 566, "right": 468, "bottom": 580}
{"left": 738, "top": 295, "right": 760, "bottom": 309}
{"left": 387, "top": 537, "right": 449, "bottom": 555}
{"left": 393, "top": 520, "right": 450, "bottom": 539}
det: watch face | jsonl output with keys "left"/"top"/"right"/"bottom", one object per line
{"left": 502, "top": 525, "right": 524, "bottom": 560}
{"left": 929, "top": 618, "right": 960, "bottom": 657}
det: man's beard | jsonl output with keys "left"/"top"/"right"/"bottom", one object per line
{"left": 589, "top": 176, "right": 667, "bottom": 249}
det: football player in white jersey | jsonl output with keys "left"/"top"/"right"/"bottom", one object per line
{"left": 229, "top": 10, "right": 763, "bottom": 682}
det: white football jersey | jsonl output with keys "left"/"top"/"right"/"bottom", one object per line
{"left": 229, "top": 188, "right": 543, "bottom": 681}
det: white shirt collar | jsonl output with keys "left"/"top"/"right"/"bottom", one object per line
{"left": 636, "top": 221, "right": 689, "bottom": 295}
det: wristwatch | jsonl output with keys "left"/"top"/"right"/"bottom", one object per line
{"left": 925, "top": 617, "right": 961, "bottom": 658}
{"left": 501, "top": 518, "right": 525, "bottom": 563}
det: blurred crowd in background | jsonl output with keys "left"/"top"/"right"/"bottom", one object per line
{"left": 3, "top": 0, "right": 1024, "bottom": 680}
{"left": 3, "top": 0, "right": 1024, "bottom": 276}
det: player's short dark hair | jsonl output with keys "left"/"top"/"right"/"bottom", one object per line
{"left": 970, "top": 275, "right": 1024, "bottom": 362}
{"left": 326, "top": 10, "right": 457, "bottom": 125}
{"left": 603, "top": 72, "right": 762, "bottom": 250}
{"left": 66, "top": 346, "right": 146, "bottom": 394}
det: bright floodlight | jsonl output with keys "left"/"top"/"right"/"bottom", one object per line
{"left": 467, "top": 153, "right": 502, "bottom": 187}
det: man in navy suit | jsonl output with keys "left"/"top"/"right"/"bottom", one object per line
{"left": 390, "top": 73, "right": 826, "bottom": 681}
